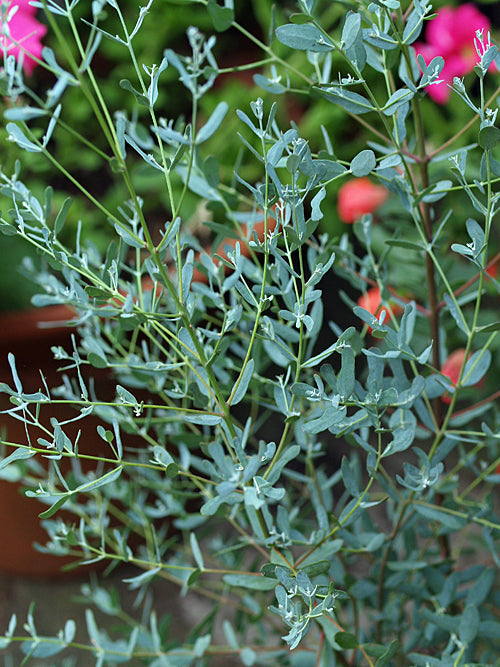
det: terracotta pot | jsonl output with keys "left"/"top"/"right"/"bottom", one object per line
{"left": 0, "top": 305, "right": 117, "bottom": 577}
{"left": 0, "top": 218, "right": 276, "bottom": 575}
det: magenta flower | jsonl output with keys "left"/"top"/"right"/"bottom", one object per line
{"left": 1, "top": 1, "right": 46, "bottom": 76}
{"left": 415, "top": 4, "right": 491, "bottom": 104}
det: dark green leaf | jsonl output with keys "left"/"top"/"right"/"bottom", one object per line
{"left": 335, "top": 631, "right": 359, "bottom": 649}
{"left": 119, "top": 78, "right": 149, "bottom": 106}
{"left": 385, "top": 239, "right": 424, "bottom": 250}
{"left": 300, "top": 560, "right": 331, "bottom": 577}
{"left": 375, "top": 639, "right": 400, "bottom": 667}
{"left": 289, "top": 13, "right": 310, "bottom": 24}
{"left": 207, "top": 0, "right": 234, "bottom": 31}
{"left": 478, "top": 125, "right": 500, "bottom": 149}
{"left": 37, "top": 494, "right": 71, "bottom": 519}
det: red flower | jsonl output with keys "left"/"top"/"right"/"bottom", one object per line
{"left": 415, "top": 4, "right": 491, "bottom": 104}
{"left": 337, "top": 178, "right": 388, "bottom": 224}
{"left": 440, "top": 348, "right": 469, "bottom": 404}
{"left": 1, "top": 1, "right": 46, "bottom": 75}
{"left": 486, "top": 259, "right": 499, "bottom": 280}
{"left": 357, "top": 286, "right": 402, "bottom": 331}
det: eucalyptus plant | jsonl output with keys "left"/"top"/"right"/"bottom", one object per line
{"left": 0, "top": 0, "right": 499, "bottom": 665}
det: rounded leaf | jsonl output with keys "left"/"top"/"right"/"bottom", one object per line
{"left": 335, "top": 632, "right": 359, "bottom": 649}
{"left": 275, "top": 23, "right": 334, "bottom": 52}
{"left": 479, "top": 125, "right": 500, "bottom": 149}
{"left": 351, "top": 149, "right": 376, "bottom": 177}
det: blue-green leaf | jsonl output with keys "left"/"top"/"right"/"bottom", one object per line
{"left": 20, "top": 641, "right": 65, "bottom": 658}
{"left": 463, "top": 349, "right": 491, "bottom": 386}
{"left": 0, "top": 447, "right": 35, "bottom": 470}
{"left": 414, "top": 504, "right": 466, "bottom": 531}
{"left": 4, "top": 107, "right": 47, "bottom": 121}
{"left": 337, "top": 346, "right": 355, "bottom": 398}
{"left": 351, "top": 149, "right": 376, "bottom": 177}
{"left": 223, "top": 573, "right": 276, "bottom": 590}
{"left": 319, "top": 87, "right": 375, "bottom": 115}
{"left": 382, "top": 88, "right": 414, "bottom": 116}
{"left": 303, "top": 405, "right": 347, "bottom": 433}
{"left": 459, "top": 604, "right": 480, "bottom": 644}
{"left": 153, "top": 446, "right": 179, "bottom": 478}
{"left": 197, "top": 102, "right": 228, "bottom": 143}
{"left": 443, "top": 294, "right": 468, "bottom": 333}
{"left": 341, "top": 12, "right": 361, "bottom": 49}
{"left": 182, "top": 413, "right": 223, "bottom": 425}
{"left": 275, "top": 23, "right": 334, "bottom": 52}
{"left": 231, "top": 359, "right": 254, "bottom": 405}
{"left": 190, "top": 532, "right": 205, "bottom": 570}
{"left": 114, "top": 223, "right": 145, "bottom": 249}
{"left": 402, "top": 5, "right": 426, "bottom": 44}
{"left": 341, "top": 456, "right": 359, "bottom": 497}
{"left": 6, "top": 123, "right": 42, "bottom": 152}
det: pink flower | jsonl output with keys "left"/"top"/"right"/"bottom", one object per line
{"left": 13, "top": 0, "right": 37, "bottom": 15}
{"left": 415, "top": 4, "right": 491, "bottom": 104}
{"left": 1, "top": 1, "right": 46, "bottom": 75}
{"left": 337, "top": 178, "right": 389, "bottom": 224}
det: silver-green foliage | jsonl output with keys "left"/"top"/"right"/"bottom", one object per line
{"left": 0, "top": 0, "right": 499, "bottom": 665}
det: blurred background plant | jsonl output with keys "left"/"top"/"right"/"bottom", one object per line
{"left": 3, "top": 0, "right": 500, "bottom": 314}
